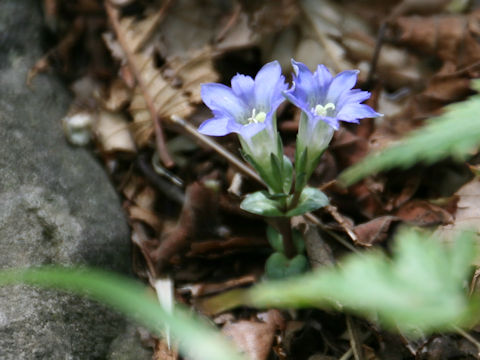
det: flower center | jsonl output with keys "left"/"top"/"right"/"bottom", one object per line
{"left": 313, "top": 103, "right": 336, "bottom": 117}
{"left": 247, "top": 109, "right": 267, "bottom": 124}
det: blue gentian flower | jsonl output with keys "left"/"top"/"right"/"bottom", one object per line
{"left": 284, "top": 60, "right": 382, "bottom": 183}
{"left": 284, "top": 60, "right": 381, "bottom": 130}
{"left": 199, "top": 61, "right": 289, "bottom": 192}
{"left": 199, "top": 60, "right": 287, "bottom": 142}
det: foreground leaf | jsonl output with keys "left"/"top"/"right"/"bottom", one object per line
{"left": 0, "top": 267, "right": 244, "bottom": 360}
{"left": 340, "top": 80, "right": 480, "bottom": 185}
{"left": 203, "top": 230, "right": 479, "bottom": 335}
{"left": 250, "top": 230, "right": 478, "bottom": 334}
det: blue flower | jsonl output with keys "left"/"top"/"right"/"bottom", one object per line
{"left": 199, "top": 61, "right": 290, "bottom": 193}
{"left": 284, "top": 60, "right": 382, "bottom": 185}
{"left": 199, "top": 60, "right": 288, "bottom": 138}
{"left": 284, "top": 60, "right": 381, "bottom": 131}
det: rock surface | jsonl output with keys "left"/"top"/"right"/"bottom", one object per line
{"left": 0, "top": 1, "right": 148, "bottom": 359}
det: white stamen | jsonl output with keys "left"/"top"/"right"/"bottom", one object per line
{"left": 247, "top": 108, "right": 267, "bottom": 124}
{"left": 314, "top": 103, "right": 336, "bottom": 117}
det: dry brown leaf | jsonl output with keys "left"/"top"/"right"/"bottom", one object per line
{"left": 128, "top": 206, "right": 163, "bottom": 232}
{"left": 395, "top": 199, "right": 454, "bottom": 226}
{"left": 222, "top": 310, "right": 284, "bottom": 360}
{"left": 353, "top": 216, "right": 399, "bottom": 247}
{"left": 154, "top": 339, "right": 178, "bottom": 360}
{"left": 95, "top": 110, "right": 136, "bottom": 153}
{"left": 392, "top": 10, "right": 480, "bottom": 66}
{"left": 164, "top": 48, "right": 219, "bottom": 104}
{"left": 292, "top": 216, "right": 335, "bottom": 268}
{"left": 103, "top": 78, "right": 131, "bottom": 111}
{"left": 105, "top": 4, "right": 191, "bottom": 157}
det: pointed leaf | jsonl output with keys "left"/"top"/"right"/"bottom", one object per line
{"left": 240, "top": 191, "right": 283, "bottom": 217}
{"left": 286, "top": 187, "right": 329, "bottom": 216}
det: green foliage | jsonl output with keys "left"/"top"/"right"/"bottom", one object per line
{"left": 340, "top": 80, "right": 480, "bottom": 185}
{"left": 240, "top": 187, "right": 328, "bottom": 217}
{"left": 249, "top": 229, "right": 480, "bottom": 335}
{"left": 286, "top": 187, "right": 328, "bottom": 216}
{"left": 0, "top": 267, "right": 245, "bottom": 360}
{"left": 265, "top": 253, "right": 309, "bottom": 279}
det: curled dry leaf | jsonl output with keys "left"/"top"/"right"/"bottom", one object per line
{"left": 392, "top": 10, "right": 480, "bottom": 66}
{"left": 395, "top": 199, "right": 454, "bottom": 226}
{"left": 292, "top": 216, "right": 335, "bottom": 267}
{"left": 151, "top": 181, "right": 219, "bottom": 272}
{"left": 103, "top": 78, "right": 131, "bottom": 111}
{"left": 95, "top": 110, "right": 136, "bottom": 153}
{"left": 104, "top": 7, "right": 219, "bottom": 148}
{"left": 353, "top": 216, "right": 399, "bottom": 247}
{"left": 222, "top": 310, "right": 285, "bottom": 360}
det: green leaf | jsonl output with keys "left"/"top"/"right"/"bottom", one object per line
{"left": 292, "top": 229, "right": 306, "bottom": 254}
{"left": 282, "top": 155, "right": 293, "bottom": 194}
{"left": 240, "top": 150, "right": 279, "bottom": 194}
{"left": 249, "top": 229, "right": 479, "bottom": 335}
{"left": 270, "top": 153, "right": 284, "bottom": 192}
{"left": 294, "top": 148, "right": 308, "bottom": 192}
{"left": 340, "top": 80, "right": 480, "bottom": 185}
{"left": 240, "top": 191, "right": 283, "bottom": 216}
{"left": 0, "top": 267, "right": 245, "bottom": 360}
{"left": 286, "top": 187, "right": 329, "bottom": 216}
{"left": 265, "top": 253, "right": 310, "bottom": 279}
{"left": 267, "top": 225, "right": 284, "bottom": 252}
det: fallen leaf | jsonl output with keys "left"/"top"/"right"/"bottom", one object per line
{"left": 222, "top": 310, "right": 284, "bottom": 360}
{"left": 395, "top": 200, "right": 454, "bottom": 226}
{"left": 353, "top": 216, "right": 399, "bottom": 246}
{"left": 95, "top": 110, "right": 136, "bottom": 153}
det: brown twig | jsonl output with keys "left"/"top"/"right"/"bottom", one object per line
{"left": 170, "top": 115, "right": 263, "bottom": 183}
{"left": 366, "top": 21, "right": 387, "bottom": 88}
{"left": 105, "top": 1, "right": 174, "bottom": 167}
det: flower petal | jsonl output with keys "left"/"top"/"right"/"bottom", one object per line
{"left": 231, "top": 74, "right": 255, "bottom": 107}
{"left": 337, "top": 89, "right": 371, "bottom": 109}
{"left": 319, "top": 116, "right": 339, "bottom": 129}
{"left": 198, "top": 116, "right": 232, "bottom": 136}
{"left": 325, "top": 70, "right": 359, "bottom": 104}
{"left": 337, "top": 103, "right": 382, "bottom": 122}
{"left": 254, "top": 61, "right": 287, "bottom": 111}
{"left": 201, "top": 83, "right": 247, "bottom": 119}
{"left": 290, "top": 60, "right": 316, "bottom": 106}
{"left": 313, "top": 64, "right": 333, "bottom": 101}
{"left": 283, "top": 86, "right": 311, "bottom": 115}
{"left": 238, "top": 122, "right": 267, "bottom": 139}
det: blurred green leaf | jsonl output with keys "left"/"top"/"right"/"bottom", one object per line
{"left": 286, "top": 187, "right": 329, "bottom": 216}
{"left": 249, "top": 230, "right": 479, "bottom": 335}
{"left": 241, "top": 191, "right": 284, "bottom": 216}
{"left": 0, "top": 267, "right": 245, "bottom": 360}
{"left": 265, "top": 253, "right": 309, "bottom": 279}
{"left": 340, "top": 80, "right": 480, "bottom": 186}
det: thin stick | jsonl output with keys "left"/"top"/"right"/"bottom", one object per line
{"left": 366, "top": 22, "right": 387, "bottom": 87}
{"left": 170, "top": 115, "right": 263, "bottom": 183}
{"left": 455, "top": 326, "right": 480, "bottom": 356}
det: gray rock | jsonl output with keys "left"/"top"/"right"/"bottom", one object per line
{"left": 0, "top": 0, "right": 137, "bottom": 359}
{"left": 108, "top": 325, "right": 154, "bottom": 360}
